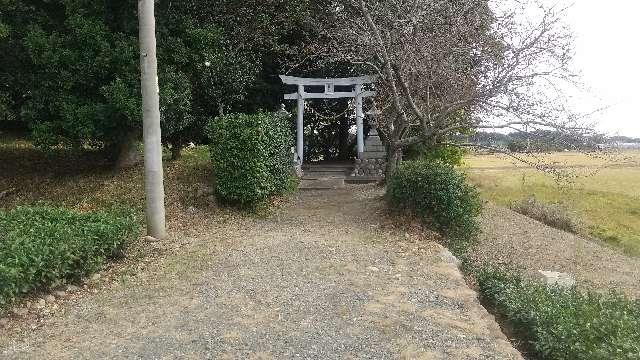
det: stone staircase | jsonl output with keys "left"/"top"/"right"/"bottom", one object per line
{"left": 299, "top": 163, "right": 353, "bottom": 190}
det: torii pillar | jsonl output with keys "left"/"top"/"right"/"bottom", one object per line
{"left": 296, "top": 84, "right": 305, "bottom": 163}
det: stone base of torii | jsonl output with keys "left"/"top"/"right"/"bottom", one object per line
{"left": 351, "top": 128, "right": 387, "bottom": 178}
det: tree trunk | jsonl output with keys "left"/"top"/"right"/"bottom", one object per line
{"left": 170, "top": 144, "right": 182, "bottom": 160}
{"left": 385, "top": 145, "right": 402, "bottom": 179}
{"left": 114, "top": 130, "right": 142, "bottom": 168}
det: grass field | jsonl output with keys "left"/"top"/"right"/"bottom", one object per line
{"left": 465, "top": 151, "right": 640, "bottom": 255}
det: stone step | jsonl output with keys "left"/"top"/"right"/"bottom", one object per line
{"left": 363, "top": 145, "right": 385, "bottom": 152}
{"left": 303, "top": 172, "right": 349, "bottom": 179}
{"left": 302, "top": 167, "right": 352, "bottom": 173}
{"left": 303, "top": 163, "right": 353, "bottom": 168}
{"left": 299, "top": 178, "right": 345, "bottom": 190}
{"left": 345, "top": 176, "right": 381, "bottom": 184}
{"left": 362, "top": 151, "right": 387, "bottom": 159}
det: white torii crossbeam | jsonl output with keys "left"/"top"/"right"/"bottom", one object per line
{"left": 280, "top": 75, "right": 376, "bottom": 164}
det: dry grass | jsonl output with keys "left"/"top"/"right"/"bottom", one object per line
{"left": 510, "top": 197, "right": 580, "bottom": 234}
{"left": 0, "top": 138, "right": 215, "bottom": 223}
{"left": 465, "top": 151, "right": 640, "bottom": 255}
{"left": 465, "top": 151, "right": 640, "bottom": 169}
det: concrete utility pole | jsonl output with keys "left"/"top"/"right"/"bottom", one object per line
{"left": 138, "top": 0, "right": 166, "bottom": 239}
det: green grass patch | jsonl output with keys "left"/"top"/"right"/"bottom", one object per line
{"left": 474, "top": 265, "right": 640, "bottom": 360}
{"left": 0, "top": 206, "right": 139, "bottom": 311}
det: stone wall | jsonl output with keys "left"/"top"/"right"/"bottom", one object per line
{"left": 351, "top": 129, "right": 387, "bottom": 178}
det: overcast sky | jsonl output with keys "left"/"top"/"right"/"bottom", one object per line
{"left": 566, "top": 1, "right": 640, "bottom": 137}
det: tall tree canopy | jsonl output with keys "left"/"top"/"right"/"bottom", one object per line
{"left": 0, "top": 0, "right": 312, "bottom": 162}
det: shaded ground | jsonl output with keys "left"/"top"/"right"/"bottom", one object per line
{"left": 472, "top": 203, "right": 640, "bottom": 298}
{"left": 1, "top": 187, "right": 520, "bottom": 359}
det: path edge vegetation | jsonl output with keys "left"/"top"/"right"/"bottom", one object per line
{"left": 471, "top": 264, "right": 640, "bottom": 360}
{"left": 386, "top": 156, "right": 640, "bottom": 360}
{"left": 0, "top": 206, "right": 139, "bottom": 313}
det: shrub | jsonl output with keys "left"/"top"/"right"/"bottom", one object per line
{"left": 405, "top": 143, "right": 466, "bottom": 166}
{"left": 511, "top": 197, "right": 580, "bottom": 234}
{"left": 206, "top": 111, "right": 295, "bottom": 207}
{"left": 507, "top": 139, "right": 528, "bottom": 153}
{"left": 0, "top": 206, "right": 139, "bottom": 311}
{"left": 387, "top": 160, "right": 482, "bottom": 255}
{"left": 475, "top": 266, "right": 640, "bottom": 360}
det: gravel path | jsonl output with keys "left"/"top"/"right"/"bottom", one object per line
{"left": 473, "top": 203, "right": 640, "bottom": 298}
{"left": 1, "top": 186, "right": 520, "bottom": 359}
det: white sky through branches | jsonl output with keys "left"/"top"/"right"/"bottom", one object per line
{"left": 493, "top": 0, "right": 640, "bottom": 136}
{"left": 562, "top": 1, "right": 639, "bottom": 136}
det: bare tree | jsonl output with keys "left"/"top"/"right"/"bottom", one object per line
{"left": 312, "top": 0, "right": 593, "bottom": 176}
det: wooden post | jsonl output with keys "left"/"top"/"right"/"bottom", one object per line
{"left": 296, "top": 84, "right": 304, "bottom": 164}
{"left": 355, "top": 84, "right": 365, "bottom": 158}
{"left": 138, "top": 0, "right": 166, "bottom": 239}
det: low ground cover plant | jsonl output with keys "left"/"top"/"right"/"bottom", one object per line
{"left": 206, "top": 111, "right": 296, "bottom": 208}
{"left": 0, "top": 206, "right": 138, "bottom": 311}
{"left": 511, "top": 197, "right": 580, "bottom": 234}
{"left": 387, "top": 160, "right": 482, "bottom": 255}
{"left": 475, "top": 266, "right": 640, "bottom": 360}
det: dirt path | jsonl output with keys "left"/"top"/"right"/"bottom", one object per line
{"left": 473, "top": 203, "right": 640, "bottom": 298}
{"left": 1, "top": 186, "right": 520, "bottom": 359}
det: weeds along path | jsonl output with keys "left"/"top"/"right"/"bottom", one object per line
{"left": 1, "top": 186, "right": 520, "bottom": 359}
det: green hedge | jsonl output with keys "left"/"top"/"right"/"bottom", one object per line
{"left": 405, "top": 143, "right": 466, "bottom": 166}
{"left": 387, "top": 160, "right": 482, "bottom": 255}
{"left": 476, "top": 266, "right": 640, "bottom": 360}
{"left": 206, "top": 111, "right": 294, "bottom": 206}
{"left": 0, "top": 206, "right": 139, "bottom": 310}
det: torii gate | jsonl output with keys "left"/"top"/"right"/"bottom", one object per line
{"left": 280, "top": 75, "right": 376, "bottom": 165}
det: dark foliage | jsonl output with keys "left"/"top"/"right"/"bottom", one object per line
{"left": 0, "top": 0, "right": 312, "bottom": 158}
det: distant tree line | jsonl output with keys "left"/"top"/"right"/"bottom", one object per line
{"left": 608, "top": 136, "right": 640, "bottom": 144}
{"left": 463, "top": 130, "right": 632, "bottom": 153}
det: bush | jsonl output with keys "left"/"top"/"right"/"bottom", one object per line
{"left": 507, "top": 139, "right": 528, "bottom": 153}
{"left": 511, "top": 197, "right": 580, "bottom": 234}
{"left": 405, "top": 143, "right": 466, "bottom": 166}
{"left": 0, "top": 206, "right": 139, "bottom": 311}
{"left": 475, "top": 266, "right": 640, "bottom": 360}
{"left": 206, "top": 111, "right": 295, "bottom": 206}
{"left": 387, "top": 160, "right": 482, "bottom": 255}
